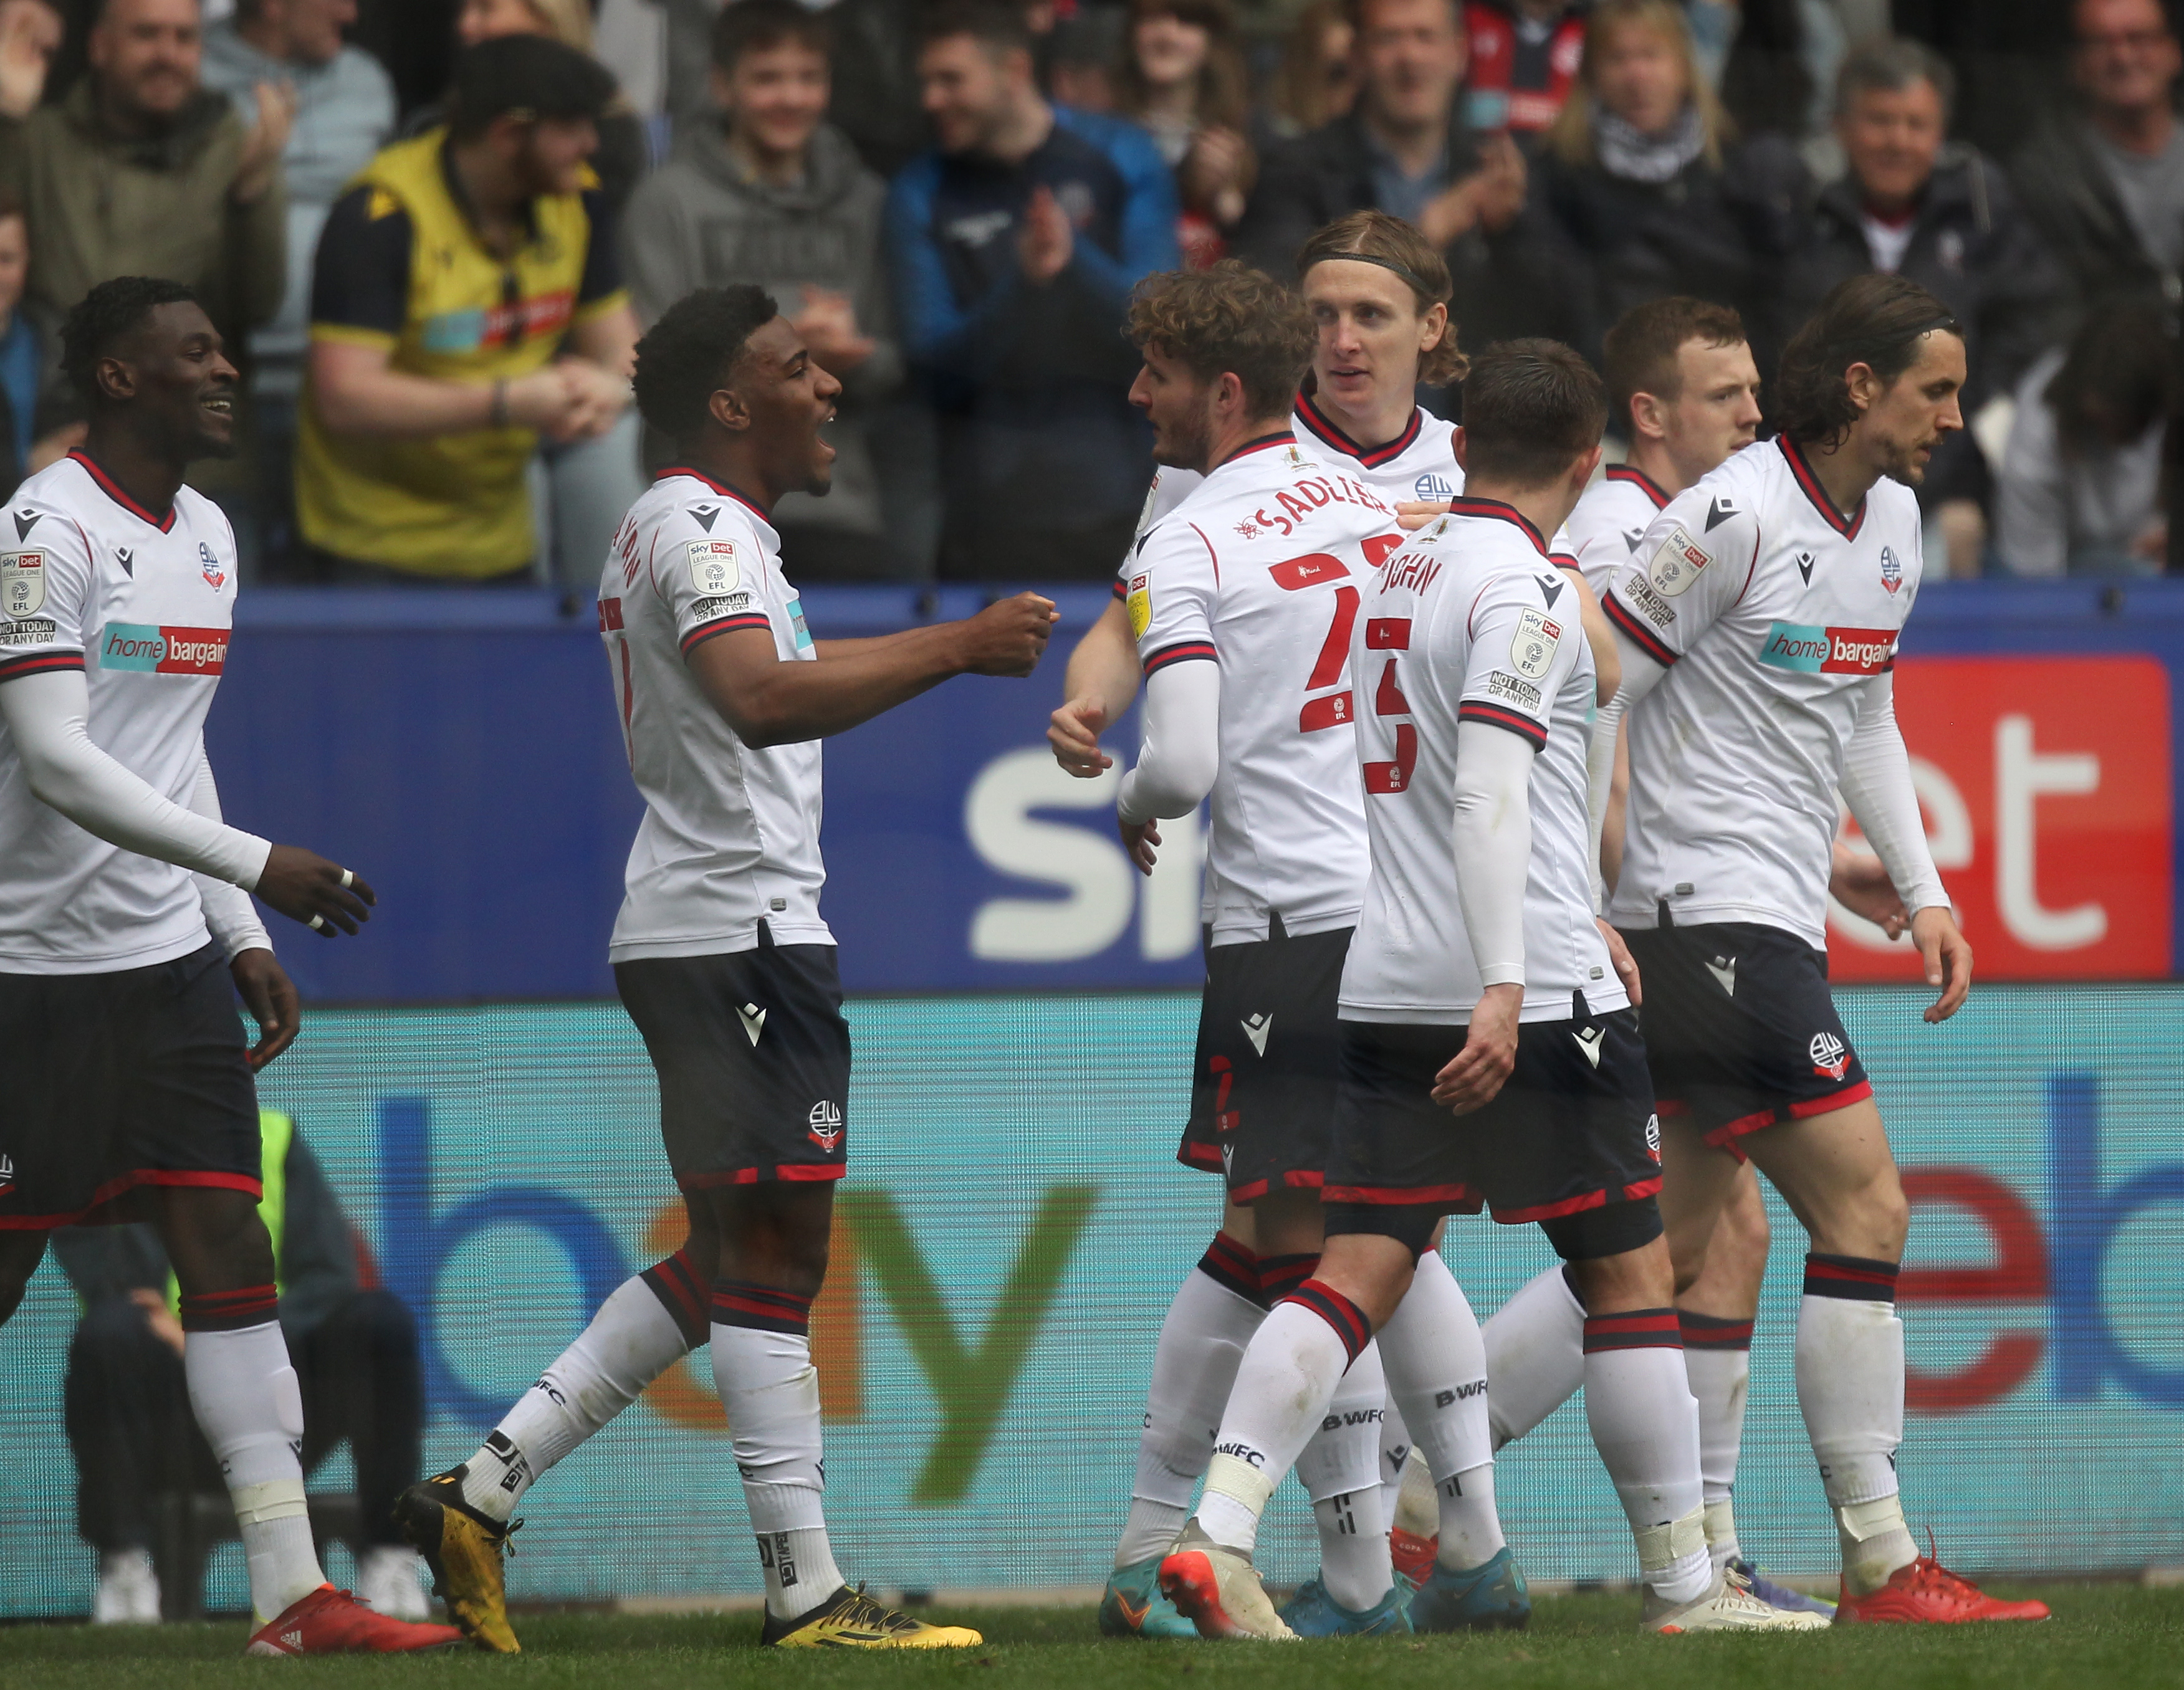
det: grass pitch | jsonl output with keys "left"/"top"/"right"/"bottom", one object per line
{"left": 4, "top": 1587, "right": 2179, "bottom": 1690}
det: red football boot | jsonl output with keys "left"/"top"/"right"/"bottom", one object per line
{"left": 245, "top": 1585, "right": 467, "bottom": 1655}
{"left": 1834, "top": 1557, "right": 2050, "bottom": 1625}
{"left": 1389, "top": 1527, "right": 1439, "bottom": 1590}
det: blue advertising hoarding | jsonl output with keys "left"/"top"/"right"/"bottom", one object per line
{"left": 203, "top": 579, "right": 2184, "bottom": 1004}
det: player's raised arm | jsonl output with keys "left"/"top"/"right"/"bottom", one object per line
{"left": 623, "top": 290, "right": 1054, "bottom": 750}
{"left": 688, "top": 591, "right": 1055, "bottom": 748}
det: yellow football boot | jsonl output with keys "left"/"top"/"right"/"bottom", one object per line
{"left": 762, "top": 1585, "right": 984, "bottom": 1648}
{"left": 392, "top": 1469, "right": 521, "bottom": 1653}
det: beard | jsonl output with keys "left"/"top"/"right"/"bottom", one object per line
{"left": 1880, "top": 434, "right": 1935, "bottom": 487}
{"left": 1152, "top": 403, "right": 1214, "bottom": 472}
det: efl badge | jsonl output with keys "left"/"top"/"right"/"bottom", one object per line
{"left": 1880, "top": 545, "right": 1903, "bottom": 594}
{"left": 199, "top": 541, "right": 226, "bottom": 590}
{"left": 1127, "top": 573, "right": 1151, "bottom": 641}
{"left": 1, "top": 550, "right": 42, "bottom": 618}
{"left": 687, "top": 538, "right": 739, "bottom": 597}
{"left": 1647, "top": 526, "right": 1710, "bottom": 597}
{"left": 1510, "top": 608, "right": 1562, "bottom": 679}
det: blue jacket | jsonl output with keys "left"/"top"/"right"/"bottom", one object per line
{"left": 886, "top": 107, "right": 1179, "bottom": 401}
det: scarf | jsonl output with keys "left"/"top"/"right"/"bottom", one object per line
{"left": 1593, "top": 104, "right": 1707, "bottom": 185}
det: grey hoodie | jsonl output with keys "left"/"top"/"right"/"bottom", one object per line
{"left": 623, "top": 120, "right": 900, "bottom": 538}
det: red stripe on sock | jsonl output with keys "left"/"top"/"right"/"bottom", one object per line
{"left": 1583, "top": 1307, "right": 1682, "bottom": 1352}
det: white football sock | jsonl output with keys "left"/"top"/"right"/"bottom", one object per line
{"left": 1376, "top": 1399, "right": 1415, "bottom": 1531}
{"left": 1682, "top": 1341, "right": 1750, "bottom": 1568}
{"left": 1196, "top": 1287, "right": 1365, "bottom": 1555}
{"left": 1115, "top": 1258, "right": 1267, "bottom": 1567}
{"left": 1583, "top": 1314, "right": 1709, "bottom": 1607}
{"left": 1483, "top": 1264, "right": 1586, "bottom": 1448}
{"left": 463, "top": 1273, "right": 691, "bottom": 1523}
{"left": 1296, "top": 1340, "right": 1392, "bottom": 1611}
{"left": 1796, "top": 1259, "right": 1912, "bottom": 1594}
{"left": 1379, "top": 1251, "right": 1503, "bottom": 1568}
{"left": 713, "top": 1319, "right": 843, "bottom": 1620}
{"left": 184, "top": 1322, "right": 325, "bottom": 1621}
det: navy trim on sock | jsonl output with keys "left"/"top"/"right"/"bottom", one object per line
{"left": 1802, "top": 1252, "right": 1900, "bottom": 1302}
{"left": 711, "top": 1280, "right": 814, "bottom": 1335}
{"left": 1197, "top": 1231, "right": 1260, "bottom": 1304}
{"left": 1283, "top": 1278, "right": 1371, "bottom": 1365}
{"left": 1256, "top": 1251, "right": 1318, "bottom": 1309}
{"left": 641, "top": 1248, "right": 711, "bottom": 1347}
{"left": 178, "top": 1284, "right": 280, "bottom": 1332}
{"left": 1583, "top": 1307, "right": 1682, "bottom": 1352}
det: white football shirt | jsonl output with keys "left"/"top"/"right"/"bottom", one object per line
{"left": 0, "top": 453, "right": 242, "bottom": 973}
{"left": 1339, "top": 499, "right": 1619, "bottom": 1023}
{"left": 1564, "top": 463, "right": 1672, "bottom": 596}
{"left": 600, "top": 468, "right": 830, "bottom": 963}
{"left": 1124, "top": 431, "right": 1404, "bottom": 944}
{"left": 1136, "top": 399, "right": 1461, "bottom": 535}
{"left": 1601, "top": 434, "right": 1923, "bottom": 947}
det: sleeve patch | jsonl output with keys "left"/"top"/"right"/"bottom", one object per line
{"left": 687, "top": 538, "right": 748, "bottom": 603}
{"left": 1646, "top": 525, "right": 1712, "bottom": 597}
{"left": 1510, "top": 608, "right": 1563, "bottom": 679}
{"left": 1126, "top": 572, "right": 1151, "bottom": 641}
{"left": 2, "top": 549, "right": 45, "bottom": 618}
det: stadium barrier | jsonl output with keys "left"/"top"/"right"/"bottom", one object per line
{"left": 4, "top": 983, "right": 2181, "bottom": 1615}
{"left": 199, "top": 576, "right": 2183, "bottom": 1004}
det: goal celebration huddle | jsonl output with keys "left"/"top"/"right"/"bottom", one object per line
{"left": 0, "top": 212, "right": 2040, "bottom": 1652}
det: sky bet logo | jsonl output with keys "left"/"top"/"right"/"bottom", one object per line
{"left": 1759, "top": 621, "right": 1894, "bottom": 676}
{"left": 99, "top": 622, "right": 228, "bottom": 676}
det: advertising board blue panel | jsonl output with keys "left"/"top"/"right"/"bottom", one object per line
{"left": 203, "top": 580, "right": 2184, "bottom": 1003}
{"left": 3, "top": 985, "right": 2179, "bottom": 1616}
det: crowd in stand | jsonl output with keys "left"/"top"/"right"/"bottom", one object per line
{"left": 0, "top": 0, "right": 2177, "bottom": 583}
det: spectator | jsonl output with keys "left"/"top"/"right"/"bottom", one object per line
{"left": 1783, "top": 37, "right": 2062, "bottom": 567}
{"left": 1462, "top": 0, "right": 1587, "bottom": 141}
{"left": 296, "top": 35, "right": 639, "bottom": 584}
{"left": 1114, "top": 0, "right": 1254, "bottom": 266}
{"left": 816, "top": 0, "right": 932, "bottom": 179}
{"left": 442, "top": 0, "right": 651, "bottom": 227}
{"left": 622, "top": 0, "right": 902, "bottom": 580}
{"left": 2013, "top": 0, "right": 2184, "bottom": 324}
{"left": 1536, "top": 0, "right": 1807, "bottom": 370}
{"left": 201, "top": 0, "right": 396, "bottom": 576}
{"left": 1995, "top": 297, "right": 2173, "bottom": 576}
{"left": 55, "top": 1110, "right": 429, "bottom": 1625}
{"left": 889, "top": 0, "right": 1178, "bottom": 579}
{"left": 0, "top": 0, "right": 62, "bottom": 121}
{"left": 1262, "top": 0, "right": 1357, "bottom": 144}
{"left": 1050, "top": 7, "right": 1127, "bottom": 115}
{"left": 1237, "top": 0, "right": 1576, "bottom": 348}
{"left": 0, "top": 193, "right": 71, "bottom": 494}
{"left": 0, "top": 0, "right": 288, "bottom": 376}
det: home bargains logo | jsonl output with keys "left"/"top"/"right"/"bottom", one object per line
{"left": 99, "top": 621, "right": 228, "bottom": 675}
{"left": 1759, "top": 621, "right": 1895, "bottom": 676}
